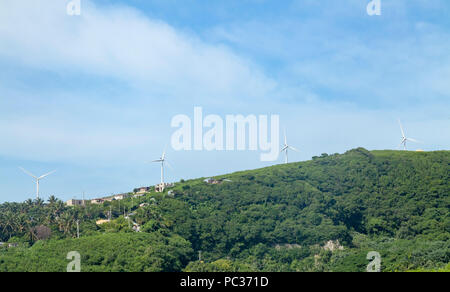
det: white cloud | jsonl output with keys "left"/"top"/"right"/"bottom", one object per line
{"left": 0, "top": 0, "right": 279, "bottom": 166}
{"left": 0, "top": 0, "right": 276, "bottom": 101}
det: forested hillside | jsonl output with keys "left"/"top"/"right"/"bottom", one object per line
{"left": 1, "top": 148, "right": 449, "bottom": 272}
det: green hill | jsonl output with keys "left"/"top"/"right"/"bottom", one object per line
{"left": 1, "top": 148, "right": 449, "bottom": 272}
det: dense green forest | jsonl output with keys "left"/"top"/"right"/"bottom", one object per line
{"left": 1, "top": 148, "right": 449, "bottom": 272}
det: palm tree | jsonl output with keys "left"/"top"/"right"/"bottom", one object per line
{"left": 16, "top": 214, "right": 27, "bottom": 235}
{"left": 57, "top": 211, "right": 76, "bottom": 237}
{"left": 48, "top": 195, "right": 58, "bottom": 206}
{"left": 25, "top": 199, "right": 34, "bottom": 208}
{"left": 1, "top": 212, "right": 18, "bottom": 240}
{"left": 35, "top": 198, "right": 44, "bottom": 207}
{"left": 24, "top": 215, "right": 38, "bottom": 241}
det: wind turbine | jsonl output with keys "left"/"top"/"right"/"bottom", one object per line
{"left": 281, "top": 130, "right": 299, "bottom": 164}
{"left": 19, "top": 167, "right": 56, "bottom": 200}
{"left": 398, "top": 119, "right": 420, "bottom": 150}
{"left": 153, "top": 150, "right": 172, "bottom": 185}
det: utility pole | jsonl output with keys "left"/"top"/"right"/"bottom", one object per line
{"left": 76, "top": 220, "right": 80, "bottom": 239}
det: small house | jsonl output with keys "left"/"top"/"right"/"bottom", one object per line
{"left": 66, "top": 199, "right": 87, "bottom": 206}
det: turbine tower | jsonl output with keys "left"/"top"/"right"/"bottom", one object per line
{"left": 19, "top": 167, "right": 56, "bottom": 200}
{"left": 398, "top": 119, "right": 420, "bottom": 150}
{"left": 153, "top": 150, "right": 167, "bottom": 185}
{"left": 281, "top": 130, "right": 299, "bottom": 164}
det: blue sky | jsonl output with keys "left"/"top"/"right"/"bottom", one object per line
{"left": 0, "top": 0, "right": 449, "bottom": 202}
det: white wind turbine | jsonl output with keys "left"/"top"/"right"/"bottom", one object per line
{"left": 19, "top": 167, "right": 56, "bottom": 200}
{"left": 281, "top": 130, "right": 299, "bottom": 164}
{"left": 398, "top": 119, "right": 421, "bottom": 150}
{"left": 152, "top": 149, "right": 172, "bottom": 185}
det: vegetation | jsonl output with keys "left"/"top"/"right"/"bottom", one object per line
{"left": 0, "top": 148, "right": 448, "bottom": 272}
{"left": 0, "top": 233, "right": 192, "bottom": 272}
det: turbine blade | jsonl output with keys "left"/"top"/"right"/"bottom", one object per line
{"left": 407, "top": 138, "right": 421, "bottom": 143}
{"left": 289, "top": 146, "right": 300, "bottom": 152}
{"left": 39, "top": 170, "right": 56, "bottom": 180}
{"left": 398, "top": 119, "right": 405, "bottom": 138}
{"left": 165, "top": 160, "right": 174, "bottom": 170}
{"left": 161, "top": 145, "right": 168, "bottom": 160}
{"left": 19, "top": 167, "right": 37, "bottom": 179}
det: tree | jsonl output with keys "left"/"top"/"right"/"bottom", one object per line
{"left": 32, "top": 225, "right": 52, "bottom": 240}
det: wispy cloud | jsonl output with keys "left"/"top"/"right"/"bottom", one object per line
{"left": 206, "top": 3, "right": 450, "bottom": 107}
{"left": 0, "top": 0, "right": 276, "bottom": 102}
